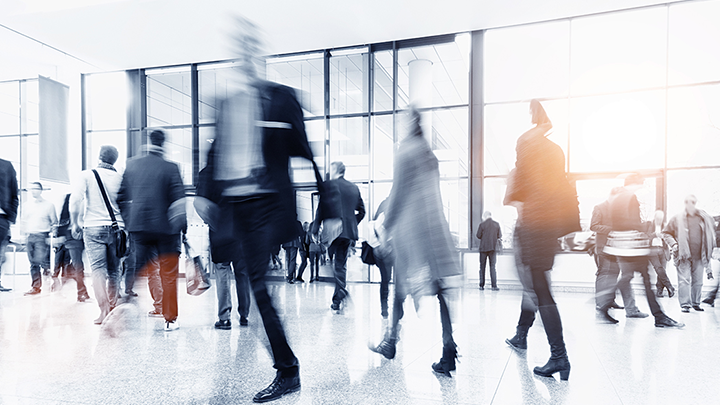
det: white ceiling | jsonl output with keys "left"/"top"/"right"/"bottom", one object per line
{"left": 1, "top": 0, "right": 683, "bottom": 71}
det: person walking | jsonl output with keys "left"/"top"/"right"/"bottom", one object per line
{"left": 663, "top": 195, "right": 716, "bottom": 312}
{"left": 0, "top": 158, "right": 18, "bottom": 292}
{"left": 648, "top": 210, "right": 675, "bottom": 298}
{"left": 295, "top": 222, "right": 310, "bottom": 282}
{"left": 308, "top": 232, "right": 322, "bottom": 282}
{"left": 369, "top": 108, "right": 462, "bottom": 377}
{"left": 372, "top": 197, "right": 394, "bottom": 319}
{"left": 70, "top": 146, "right": 124, "bottom": 324}
{"left": 476, "top": 211, "right": 502, "bottom": 291}
{"left": 52, "top": 194, "right": 89, "bottom": 301}
{"left": 23, "top": 182, "right": 57, "bottom": 295}
{"left": 281, "top": 224, "right": 301, "bottom": 284}
{"left": 503, "top": 100, "right": 580, "bottom": 380}
{"left": 117, "top": 130, "right": 187, "bottom": 331}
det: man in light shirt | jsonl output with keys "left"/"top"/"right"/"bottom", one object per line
{"left": 70, "top": 146, "right": 124, "bottom": 324}
{"left": 23, "top": 182, "right": 57, "bottom": 295}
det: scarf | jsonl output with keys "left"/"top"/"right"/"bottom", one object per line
{"left": 676, "top": 209, "right": 716, "bottom": 266}
{"left": 97, "top": 162, "right": 117, "bottom": 172}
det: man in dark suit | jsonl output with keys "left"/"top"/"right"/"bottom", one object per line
{"left": 117, "top": 130, "right": 186, "bottom": 332}
{"left": 476, "top": 211, "right": 502, "bottom": 291}
{"left": 325, "top": 161, "right": 365, "bottom": 312}
{"left": 281, "top": 223, "right": 301, "bottom": 283}
{"left": 0, "top": 158, "right": 18, "bottom": 292}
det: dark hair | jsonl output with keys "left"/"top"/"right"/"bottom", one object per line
{"left": 31, "top": 182, "right": 43, "bottom": 191}
{"left": 149, "top": 130, "right": 166, "bottom": 147}
{"left": 530, "top": 99, "right": 550, "bottom": 126}
{"left": 331, "top": 161, "right": 346, "bottom": 176}
{"left": 408, "top": 107, "right": 424, "bottom": 138}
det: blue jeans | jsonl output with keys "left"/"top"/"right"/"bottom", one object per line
{"left": 27, "top": 233, "right": 50, "bottom": 290}
{"left": 215, "top": 260, "right": 251, "bottom": 321}
{"left": 84, "top": 227, "right": 120, "bottom": 313}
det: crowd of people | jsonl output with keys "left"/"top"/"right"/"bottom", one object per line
{"left": 1, "top": 20, "right": 719, "bottom": 405}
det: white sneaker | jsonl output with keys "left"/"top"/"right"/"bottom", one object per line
{"left": 164, "top": 320, "right": 179, "bottom": 331}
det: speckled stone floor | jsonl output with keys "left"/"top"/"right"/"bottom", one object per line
{"left": 1, "top": 269, "right": 719, "bottom": 404}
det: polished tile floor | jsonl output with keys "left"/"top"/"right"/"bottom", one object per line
{"left": 1, "top": 270, "right": 719, "bottom": 405}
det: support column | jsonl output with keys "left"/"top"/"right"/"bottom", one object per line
{"left": 408, "top": 59, "right": 433, "bottom": 142}
{"left": 469, "top": 31, "right": 484, "bottom": 250}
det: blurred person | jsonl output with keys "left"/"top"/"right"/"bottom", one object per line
{"left": 295, "top": 222, "right": 310, "bottom": 282}
{"left": 701, "top": 216, "right": 720, "bottom": 307}
{"left": 0, "top": 157, "right": 18, "bottom": 292}
{"left": 370, "top": 108, "right": 461, "bottom": 378}
{"left": 281, "top": 223, "right": 301, "bottom": 284}
{"left": 605, "top": 173, "right": 683, "bottom": 328}
{"left": 52, "top": 194, "right": 89, "bottom": 301}
{"left": 593, "top": 187, "right": 636, "bottom": 324}
{"left": 144, "top": 254, "right": 163, "bottom": 318}
{"left": 196, "top": 16, "right": 327, "bottom": 403}
{"left": 308, "top": 231, "right": 321, "bottom": 282}
{"left": 270, "top": 245, "right": 282, "bottom": 270}
{"left": 196, "top": 166, "right": 251, "bottom": 329}
{"left": 117, "top": 130, "right": 186, "bottom": 331}
{"left": 648, "top": 210, "right": 674, "bottom": 298}
{"left": 322, "top": 161, "right": 365, "bottom": 312}
{"left": 23, "top": 182, "right": 57, "bottom": 295}
{"left": 372, "top": 197, "right": 394, "bottom": 318}
{"left": 476, "top": 211, "right": 502, "bottom": 291}
{"left": 663, "top": 195, "right": 716, "bottom": 312}
{"left": 122, "top": 233, "right": 139, "bottom": 297}
{"left": 503, "top": 100, "right": 580, "bottom": 380}
{"left": 70, "top": 146, "right": 124, "bottom": 324}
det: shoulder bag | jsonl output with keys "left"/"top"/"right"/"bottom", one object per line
{"left": 92, "top": 170, "right": 129, "bottom": 258}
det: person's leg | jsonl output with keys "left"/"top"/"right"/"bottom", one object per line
{"left": 124, "top": 239, "right": 138, "bottom": 294}
{"left": 52, "top": 245, "right": 66, "bottom": 278}
{"left": 157, "top": 235, "right": 180, "bottom": 323}
{"left": 106, "top": 234, "right": 120, "bottom": 311}
{"left": 489, "top": 250, "right": 498, "bottom": 289}
{"left": 309, "top": 252, "right": 318, "bottom": 280}
{"left": 331, "top": 238, "right": 351, "bottom": 307}
{"left": 0, "top": 219, "right": 10, "bottom": 290}
{"left": 296, "top": 250, "right": 308, "bottom": 280}
{"left": 432, "top": 288, "right": 458, "bottom": 376}
{"left": 616, "top": 257, "right": 639, "bottom": 315}
{"left": 68, "top": 244, "right": 88, "bottom": 299}
{"left": 631, "top": 257, "right": 663, "bottom": 317}
{"left": 233, "top": 258, "right": 251, "bottom": 321}
{"left": 147, "top": 257, "right": 163, "bottom": 313}
{"left": 377, "top": 256, "right": 391, "bottom": 318}
{"left": 286, "top": 247, "right": 297, "bottom": 281}
{"left": 479, "top": 252, "right": 488, "bottom": 288}
{"left": 84, "top": 228, "right": 111, "bottom": 322}
{"left": 690, "top": 259, "right": 705, "bottom": 308}
{"left": 676, "top": 260, "right": 692, "bottom": 309}
{"left": 27, "top": 235, "right": 43, "bottom": 291}
{"left": 215, "top": 261, "right": 233, "bottom": 321}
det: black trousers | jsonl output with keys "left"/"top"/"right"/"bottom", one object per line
{"left": 231, "top": 197, "right": 299, "bottom": 374}
{"left": 285, "top": 247, "right": 298, "bottom": 281}
{"left": 331, "top": 238, "right": 352, "bottom": 306}
{"left": 479, "top": 250, "right": 498, "bottom": 288}
{"left": 296, "top": 250, "right": 309, "bottom": 279}
{"left": 376, "top": 253, "right": 393, "bottom": 316}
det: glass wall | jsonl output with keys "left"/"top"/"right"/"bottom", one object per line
{"left": 483, "top": 1, "right": 720, "bottom": 247}
{"left": 84, "top": 71, "right": 128, "bottom": 170}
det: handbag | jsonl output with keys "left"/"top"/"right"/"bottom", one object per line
{"left": 361, "top": 241, "right": 376, "bottom": 265}
{"left": 92, "top": 170, "right": 129, "bottom": 258}
{"left": 183, "top": 235, "right": 211, "bottom": 296}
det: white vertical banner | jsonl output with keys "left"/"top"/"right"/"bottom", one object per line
{"left": 39, "top": 76, "right": 70, "bottom": 184}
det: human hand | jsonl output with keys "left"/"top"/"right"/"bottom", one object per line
{"left": 708, "top": 271, "right": 714, "bottom": 280}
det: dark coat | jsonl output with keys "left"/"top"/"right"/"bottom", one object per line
{"left": 326, "top": 177, "right": 365, "bottom": 241}
{"left": 0, "top": 158, "right": 18, "bottom": 224}
{"left": 476, "top": 219, "right": 502, "bottom": 252}
{"left": 609, "top": 190, "right": 643, "bottom": 232}
{"left": 196, "top": 166, "right": 240, "bottom": 264}
{"left": 117, "top": 151, "right": 186, "bottom": 235}
{"left": 590, "top": 201, "right": 613, "bottom": 249}
{"left": 205, "top": 80, "right": 317, "bottom": 247}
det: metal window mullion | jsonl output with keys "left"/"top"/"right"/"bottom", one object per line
{"left": 191, "top": 64, "right": 199, "bottom": 186}
{"left": 324, "top": 50, "right": 331, "bottom": 180}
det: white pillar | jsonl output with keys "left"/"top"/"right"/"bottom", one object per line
{"left": 408, "top": 59, "right": 433, "bottom": 143}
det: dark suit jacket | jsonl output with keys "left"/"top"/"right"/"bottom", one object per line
{"left": 590, "top": 201, "right": 613, "bottom": 250}
{"left": 328, "top": 177, "right": 365, "bottom": 241}
{"left": 205, "top": 80, "right": 318, "bottom": 246}
{"left": 0, "top": 159, "right": 18, "bottom": 223}
{"left": 117, "top": 151, "right": 186, "bottom": 235}
{"left": 476, "top": 219, "right": 501, "bottom": 252}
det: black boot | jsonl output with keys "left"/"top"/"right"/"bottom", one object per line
{"left": 370, "top": 337, "right": 396, "bottom": 359}
{"left": 533, "top": 305, "right": 571, "bottom": 381}
{"left": 506, "top": 326, "right": 529, "bottom": 350}
{"left": 597, "top": 305, "right": 619, "bottom": 324}
{"left": 432, "top": 344, "right": 458, "bottom": 377}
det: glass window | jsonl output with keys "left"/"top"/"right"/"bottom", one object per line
{"left": 397, "top": 34, "right": 470, "bottom": 109}
{"left": 87, "top": 130, "right": 128, "bottom": 171}
{"left": 569, "top": 90, "right": 665, "bottom": 173}
{"left": 85, "top": 72, "right": 128, "bottom": 131}
{"left": 372, "top": 114, "right": 393, "bottom": 180}
{"left": 0, "top": 136, "right": 20, "bottom": 167}
{"left": 290, "top": 119, "right": 325, "bottom": 184}
{"left": 441, "top": 178, "right": 469, "bottom": 248}
{"left": 570, "top": 7, "right": 667, "bottom": 95}
{"left": 0, "top": 82, "right": 20, "bottom": 135}
{"left": 266, "top": 53, "right": 324, "bottom": 117}
{"left": 484, "top": 21, "right": 570, "bottom": 103}
{"left": 667, "top": 84, "right": 720, "bottom": 168}
{"left": 23, "top": 135, "right": 39, "bottom": 185}
{"left": 484, "top": 99, "right": 569, "bottom": 176}
{"left": 575, "top": 177, "right": 657, "bottom": 230}
{"left": 432, "top": 107, "right": 469, "bottom": 177}
{"left": 198, "top": 63, "right": 242, "bottom": 124}
{"left": 198, "top": 126, "right": 214, "bottom": 170}
{"left": 482, "top": 177, "right": 518, "bottom": 249}
{"left": 22, "top": 80, "right": 39, "bottom": 135}
{"left": 160, "top": 127, "right": 193, "bottom": 185}
{"left": 374, "top": 51, "right": 393, "bottom": 112}
{"left": 329, "top": 116, "right": 369, "bottom": 181}
{"left": 666, "top": 169, "right": 720, "bottom": 217}
{"left": 669, "top": 1, "right": 720, "bottom": 85}
{"left": 330, "top": 49, "right": 369, "bottom": 115}
{"left": 146, "top": 67, "right": 192, "bottom": 127}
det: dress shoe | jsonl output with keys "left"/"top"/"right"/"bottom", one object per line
{"left": 369, "top": 337, "right": 397, "bottom": 359}
{"left": 668, "top": 288, "right": 676, "bottom": 298}
{"left": 681, "top": 307, "right": 690, "bottom": 313}
{"left": 330, "top": 303, "right": 340, "bottom": 311}
{"left": 597, "top": 307, "right": 619, "bottom": 324}
{"left": 626, "top": 310, "right": 649, "bottom": 318}
{"left": 479, "top": 286, "right": 484, "bottom": 290}
{"left": 287, "top": 279, "right": 294, "bottom": 284}
{"left": 491, "top": 287, "right": 500, "bottom": 291}
{"left": 24, "top": 288, "right": 41, "bottom": 296}
{"left": 533, "top": 356, "right": 571, "bottom": 381}
{"left": 240, "top": 316, "right": 249, "bottom": 326}
{"left": 252, "top": 371, "right": 300, "bottom": 403}
{"left": 655, "top": 315, "right": 684, "bottom": 328}
{"left": 0, "top": 285, "right": 12, "bottom": 292}
{"left": 610, "top": 301, "right": 624, "bottom": 310}
{"left": 656, "top": 287, "right": 665, "bottom": 297}
{"left": 294, "top": 277, "right": 304, "bottom": 283}
{"left": 164, "top": 320, "right": 179, "bottom": 331}
{"left": 702, "top": 297, "right": 715, "bottom": 307}
{"left": 693, "top": 305, "right": 704, "bottom": 312}
{"left": 214, "top": 320, "right": 231, "bottom": 330}
{"left": 148, "top": 310, "right": 163, "bottom": 318}
{"left": 432, "top": 346, "right": 458, "bottom": 377}
{"left": 125, "top": 290, "right": 138, "bottom": 297}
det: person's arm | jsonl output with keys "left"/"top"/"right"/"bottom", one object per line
{"left": 8, "top": 164, "right": 18, "bottom": 224}
{"left": 589, "top": 205, "right": 612, "bottom": 235}
{"left": 476, "top": 223, "right": 483, "bottom": 241}
{"left": 48, "top": 201, "right": 58, "bottom": 236}
{"left": 662, "top": 216, "right": 679, "bottom": 253}
{"left": 69, "top": 174, "right": 86, "bottom": 236}
{"left": 355, "top": 192, "right": 365, "bottom": 224}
